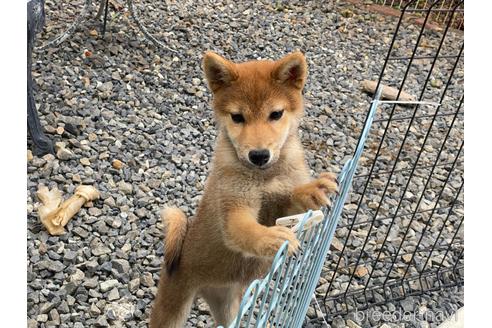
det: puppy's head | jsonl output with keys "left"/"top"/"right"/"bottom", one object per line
{"left": 203, "top": 51, "right": 307, "bottom": 169}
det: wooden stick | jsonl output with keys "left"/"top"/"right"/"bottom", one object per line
{"left": 362, "top": 80, "right": 416, "bottom": 102}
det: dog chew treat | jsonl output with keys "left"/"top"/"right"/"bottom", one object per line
{"left": 361, "top": 79, "right": 416, "bottom": 102}
{"left": 37, "top": 185, "right": 100, "bottom": 235}
{"left": 276, "top": 210, "right": 324, "bottom": 233}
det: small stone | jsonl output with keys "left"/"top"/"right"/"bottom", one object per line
{"left": 37, "top": 260, "right": 65, "bottom": 272}
{"left": 401, "top": 297, "right": 415, "bottom": 312}
{"left": 107, "top": 287, "right": 120, "bottom": 301}
{"left": 31, "top": 157, "right": 46, "bottom": 167}
{"left": 45, "top": 125, "right": 56, "bottom": 134}
{"left": 118, "top": 181, "right": 133, "bottom": 195}
{"left": 88, "top": 207, "right": 103, "bottom": 216}
{"left": 98, "top": 81, "right": 113, "bottom": 98}
{"left": 128, "top": 278, "right": 140, "bottom": 293}
{"left": 90, "top": 303, "right": 101, "bottom": 315}
{"left": 27, "top": 319, "right": 37, "bottom": 328}
{"left": 39, "top": 242, "right": 47, "bottom": 255}
{"left": 66, "top": 295, "right": 75, "bottom": 306}
{"left": 111, "top": 218, "right": 122, "bottom": 228}
{"left": 135, "top": 208, "right": 147, "bottom": 218}
{"left": 99, "top": 152, "right": 109, "bottom": 160}
{"left": 104, "top": 196, "right": 116, "bottom": 207}
{"left": 42, "top": 154, "right": 55, "bottom": 162}
{"left": 88, "top": 133, "right": 97, "bottom": 142}
{"left": 121, "top": 244, "right": 131, "bottom": 253}
{"left": 99, "top": 151, "right": 109, "bottom": 159}
{"left": 83, "top": 277, "right": 99, "bottom": 289}
{"left": 54, "top": 141, "right": 66, "bottom": 151}
{"left": 354, "top": 266, "right": 369, "bottom": 278}
{"left": 80, "top": 157, "right": 91, "bottom": 166}
{"left": 73, "top": 226, "right": 88, "bottom": 238}
{"left": 197, "top": 300, "right": 209, "bottom": 314}
{"left": 92, "top": 245, "right": 111, "bottom": 256}
{"left": 140, "top": 272, "right": 155, "bottom": 287}
{"left": 89, "top": 29, "right": 98, "bottom": 37}
{"left": 112, "top": 259, "right": 130, "bottom": 274}
{"left": 72, "top": 174, "right": 81, "bottom": 183}
{"left": 341, "top": 8, "right": 353, "bottom": 17}
{"left": 430, "top": 79, "right": 443, "bottom": 88}
{"left": 306, "top": 306, "right": 317, "bottom": 319}
{"left": 56, "top": 126, "right": 64, "bottom": 135}
{"left": 106, "top": 308, "right": 117, "bottom": 320}
{"left": 402, "top": 254, "right": 413, "bottom": 263}
{"left": 37, "top": 314, "right": 48, "bottom": 322}
{"left": 106, "top": 302, "right": 135, "bottom": 321}
{"left": 85, "top": 259, "right": 99, "bottom": 272}
{"left": 64, "top": 123, "right": 80, "bottom": 136}
{"left": 60, "top": 282, "right": 77, "bottom": 295}
{"left": 316, "top": 283, "right": 329, "bottom": 294}
{"left": 70, "top": 269, "right": 85, "bottom": 284}
{"left": 95, "top": 315, "right": 109, "bottom": 327}
{"left": 56, "top": 147, "right": 75, "bottom": 161}
{"left": 347, "top": 319, "right": 362, "bottom": 328}
{"left": 112, "top": 159, "right": 123, "bottom": 169}
{"left": 100, "top": 279, "right": 120, "bottom": 292}
{"left": 331, "top": 237, "right": 344, "bottom": 251}
{"left": 40, "top": 301, "right": 55, "bottom": 314}
{"left": 49, "top": 308, "right": 60, "bottom": 324}
{"left": 332, "top": 316, "right": 345, "bottom": 328}
{"left": 27, "top": 150, "right": 33, "bottom": 161}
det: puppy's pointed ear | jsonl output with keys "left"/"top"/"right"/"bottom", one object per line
{"left": 272, "top": 51, "right": 307, "bottom": 90}
{"left": 202, "top": 51, "right": 238, "bottom": 92}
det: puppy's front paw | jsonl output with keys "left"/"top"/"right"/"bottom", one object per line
{"left": 292, "top": 172, "right": 338, "bottom": 212}
{"left": 256, "top": 226, "right": 299, "bottom": 258}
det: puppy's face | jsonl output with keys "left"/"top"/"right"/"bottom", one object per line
{"left": 203, "top": 51, "right": 308, "bottom": 169}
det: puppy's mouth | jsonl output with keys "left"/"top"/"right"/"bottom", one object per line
{"left": 244, "top": 159, "right": 274, "bottom": 170}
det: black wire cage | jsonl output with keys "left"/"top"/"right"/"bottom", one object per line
{"left": 319, "top": 0, "right": 464, "bottom": 319}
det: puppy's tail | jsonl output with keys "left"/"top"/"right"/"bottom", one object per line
{"left": 161, "top": 207, "right": 188, "bottom": 275}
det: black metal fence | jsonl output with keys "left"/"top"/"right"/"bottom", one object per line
{"left": 319, "top": 0, "right": 464, "bottom": 318}
{"left": 374, "top": 0, "right": 464, "bottom": 30}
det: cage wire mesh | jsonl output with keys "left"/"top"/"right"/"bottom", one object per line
{"left": 225, "top": 0, "right": 464, "bottom": 326}
{"left": 320, "top": 0, "right": 464, "bottom": 319}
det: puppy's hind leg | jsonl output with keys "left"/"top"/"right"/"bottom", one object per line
{"left": 200, "top": 284, "right": 245, "bottom": 327}
{"left": 150, "top": 270, "right": 196, "bottom": 328}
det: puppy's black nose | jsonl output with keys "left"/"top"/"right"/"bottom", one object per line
{"left": 248, "top": 149, "right": 270, "bottom": 167}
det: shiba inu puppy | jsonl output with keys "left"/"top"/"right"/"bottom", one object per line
{"left": 150, "top": 51, "right": 337, "bottom": 327}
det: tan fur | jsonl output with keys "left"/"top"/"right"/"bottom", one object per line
{"left": 161, "top": 207, "right": 188, "bottom": 274}
{"left": 150, "top": 51, "right": 337, "bottom": 327}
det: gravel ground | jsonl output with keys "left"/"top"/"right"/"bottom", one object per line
{"left": 27, "top": 1, "right": 464, "bottom": 327}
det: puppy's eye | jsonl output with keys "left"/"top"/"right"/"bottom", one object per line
{"left": 231, "top": 113, "right": 245, "bottom": 124}
{"left": 269, "top": 110, "right": 284, "bottom": 121}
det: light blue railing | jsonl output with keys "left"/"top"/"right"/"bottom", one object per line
{"left": 220, "top": 88, "right": 382, "bottom": 328}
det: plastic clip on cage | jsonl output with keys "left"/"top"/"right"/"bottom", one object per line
{"left": 218, "top": 87, "right": 384, "bottom": 328}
